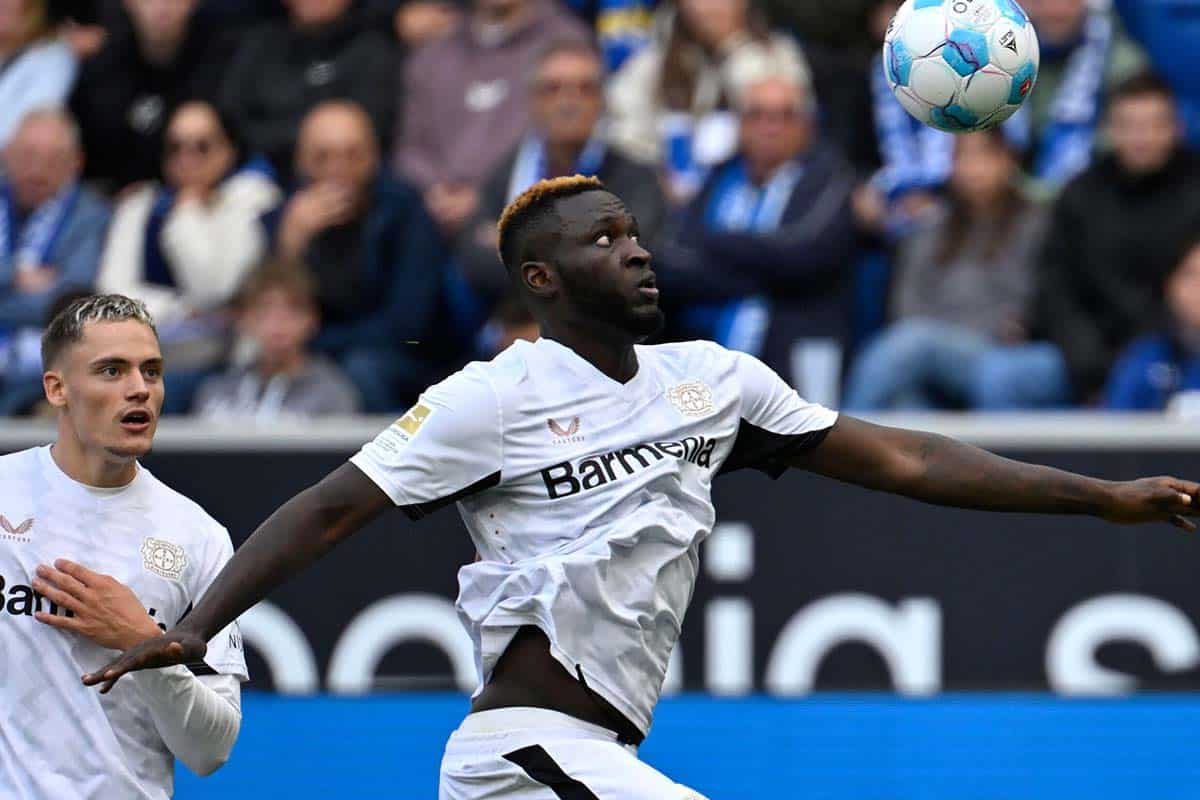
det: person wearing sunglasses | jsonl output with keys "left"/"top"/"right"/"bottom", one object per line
{"left": 455, "top": 39, "right": 666, "bottom": 307}
{"left": 653, "top": 72, "right": 856, "bottom": 407}
{"left": 96, "top": 100, "right": 281, "bottom": 413}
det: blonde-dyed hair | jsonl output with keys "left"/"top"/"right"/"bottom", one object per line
{"left": 497, "top": 174, "right": 606, "bottom": 273}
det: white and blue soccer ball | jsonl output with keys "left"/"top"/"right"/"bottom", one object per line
{"left": 883, "top": 0, "right": 1040, "bottom": 133}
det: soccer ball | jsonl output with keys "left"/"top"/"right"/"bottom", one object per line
{"left": 883, "top": 0, "right": 1040, "bottom": 133}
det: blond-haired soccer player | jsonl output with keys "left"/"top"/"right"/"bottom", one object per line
{"left": 92, "top": 178, "right": 1199, "bottom": 798}
{"left": 0, "top": 295, "right": 246, "bottom": 799}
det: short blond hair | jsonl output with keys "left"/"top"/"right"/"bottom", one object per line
{"left": 497, "top": 175, "right": 606, "bottom": 272}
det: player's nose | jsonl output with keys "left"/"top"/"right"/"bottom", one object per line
{"left": 623, "top": 240, "right": 651, "bottom": 270}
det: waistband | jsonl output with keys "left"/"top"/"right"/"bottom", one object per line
{"left": 456, "top": 706, "right": 625, "bottom": 743}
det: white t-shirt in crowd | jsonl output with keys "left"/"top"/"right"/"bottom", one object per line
{"left": 352, "top": 338, "right": 836, "bottom": 735}
{"left": 0, "top": 446, "right": 248, "bottom": 800}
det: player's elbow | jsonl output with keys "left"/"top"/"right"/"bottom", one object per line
{"left": 182, "top": 715, "right": 241, "bottom": 777}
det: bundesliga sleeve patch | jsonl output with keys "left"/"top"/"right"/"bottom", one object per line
{"left": 374, "top": 402, "right": 437, "bottom": 453}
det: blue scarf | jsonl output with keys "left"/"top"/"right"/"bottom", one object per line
{"left": 686, "top": 157, "right": 803, "bottom": 356}
{"left": 704, "top": 157, "right": 804, "bottom": 233}
{"left": 142, "top": 156, "right": 276, "bottom": 289}
{"left": 870, "top": 52, "right": 954, "bottom": 200}
{"left": 0, "top": 182, "right": 79, "bottom": 273}
{"left": 1004, "top": 12, "right": 1112, "bottom": 184}
{"left": 564, "top": 0, "right": 655, "bottom": 71}
{"left": 506, "top": 134, "right": 608, "bottom": 202}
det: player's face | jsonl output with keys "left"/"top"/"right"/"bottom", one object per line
{"left": 46, "top": 321, "right": 164, "bottom": 462}
{"left": 549, "top": 191, "right": 663, "bottom": 340}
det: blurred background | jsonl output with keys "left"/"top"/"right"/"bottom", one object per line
{"left": 4, "top": 0, "right": 1200, "bottom": 795}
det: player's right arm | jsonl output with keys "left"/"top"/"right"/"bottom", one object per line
{"left": 83, "top": 463, "right": 391, "bottom": 691}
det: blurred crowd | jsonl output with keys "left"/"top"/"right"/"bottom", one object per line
{"left": 2, "top": 0, "right": 1200, "bottom": 418}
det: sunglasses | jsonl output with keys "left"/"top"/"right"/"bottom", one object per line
{"left": 165, "top": 137, "right": 220, "bottom": 158}
{"left": 741, "top": 107, "right": 803, "bottom": 123}
{"left": 535, "top": 78, "right": 602, "bottom": 96}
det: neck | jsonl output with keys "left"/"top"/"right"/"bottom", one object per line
{"left": 50, "top": 432, "right": 137, "bottom": 489}
{"left": 542, "top": 317, "right": 639, "bottom": 383}
{"left": 257, "top": 350, "right": 309, "bottom": 378}
{"left": 545, "top": 139, "right": 585, "bottom": 177}
{"left": 746, "top": 157, "right": 785, "bottom": 186}
{"left": 139, "top": 34, "right": 184, "bottom": 67}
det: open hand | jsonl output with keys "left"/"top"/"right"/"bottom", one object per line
{"left": 82, "top": 629, "right": 209, "bottom": 694}
{"left": 33, "top": 559, "right": 161, "bottom": 651}
{"left": 1100, "top": 477, "right": 1200, "bottom": 531}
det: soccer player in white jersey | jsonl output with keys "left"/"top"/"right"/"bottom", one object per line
{"left": 0, "top": 295, "right": 247, "bottom": 799}
{"left": 89, "top": 177, "right": 1200, "bottom": 798}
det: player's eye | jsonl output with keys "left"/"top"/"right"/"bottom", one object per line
{"left": 594, "top": 234, "right": 612, "bottom": 247}
{"left": 143, "top": 366, "right": 162, "bottom": 379}
{"left": 631, "top": 234, "right": 640, "bottom": 243}
{"left": 99, "top": 366, "right": 120, "bottom": 378}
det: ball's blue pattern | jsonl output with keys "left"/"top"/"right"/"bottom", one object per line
{"left": 931, "top": 104, "right": 979, "bottom": 131}
{"left": 994, "top": 0, "right": 1028, "bottom": 27}
{"left": 943, "top": 28, "right": 989, "bottom": 77}
{"left": 887, "top": 40, "right": 915, "bottom": 86}
{"left": 1008, "top": 61, "right": 1037, "bottom": 104}
{"left": 914, "top": 0, "right": 944, "bottom": 8}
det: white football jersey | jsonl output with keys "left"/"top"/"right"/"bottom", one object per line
{"left": 352, "top": 338, "right": 836, "bottom": 735}
{"left": 0, "top": 446, "right": 247, "bottom": 800}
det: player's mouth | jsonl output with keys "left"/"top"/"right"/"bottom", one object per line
{"left": 636, "top": 273, "right": 659, "bottom": 302}
{"left": 119, "top": 409, "right": 153, "bottom": 433}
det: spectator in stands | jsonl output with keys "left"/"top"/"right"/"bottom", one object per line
{"left": 1036, "top": 74, "right": 1200, "bottom": 404}
{"left": 97, "top": 100, "right": 280, "bottom": 411}
{"left": 193, "top": 262, "right": 360, "bottom": 419}
{"left": 0, "top": 286, "right": 90, "bottom": 417}
{"left": 394, "top": 0, "right": 589, "bottom": 236}
{"left": 456, "top": 39, "right": 666, "bottom": 302}
{"left": 0, "top": 110, "right": 110, "bottom": 329}
{"left": 0, "top": 1, "right": 77, "bottom": 149}
{"left": 390, "top": 0, "right": 462, "bottom": 48}
{"left": 220, "top": 0, "right": 398, "bottom": 183}
{"left": 1011, "top": 0, "right": 1146, "bottom": 188}
{"left": 654, "top": 73, "right": 855, "bottom": 405}
{"left": 606, "top": 0, "right": 810, "bottom": 203}
{"left": 266, "top": 101, "right": 445, "bottom": 412}
{"left": 1115, "top": 0, "right": 1200, "bottom": 148}
{"left": 70, "top": 0, "right": 234, "bottom": 194}
{"left": 561, "top": 0, "right": 655, "bottom": 72}
{"left": 855, "top": 0, "right": 950, "bottom": 238}
{"left": 1105, "top": 238, "right": 1200, "bottom": 413}
{"left": 843, "top": 130, "right": 1049, "bottom": 411}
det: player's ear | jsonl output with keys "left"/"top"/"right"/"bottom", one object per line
{"left": 521, "top": 261, "right": 556, "bottom": 299}
{"left": 43, "top": 369, "right": 67, "bottom": 410}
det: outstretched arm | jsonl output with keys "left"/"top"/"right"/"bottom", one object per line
{"left": 790, "top": 416, "right": 1200, "bottom": 528}
{"left": 83, "top": 463, "right": 392, "bottom": 691}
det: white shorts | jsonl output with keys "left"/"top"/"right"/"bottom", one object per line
{"left": 439, "top": 707, "right": 708, "bottom": 799}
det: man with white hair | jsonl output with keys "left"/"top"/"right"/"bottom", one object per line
{"left": 655, "top": 72, "right": 857, "bottom": 405}
{"left": 0, "top": 294, "right": 246, "bottom": 798}
{"left": 0, "top": 109, "right": 110, "bottom": 329}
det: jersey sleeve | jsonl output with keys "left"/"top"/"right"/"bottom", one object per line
{"left": 718, "top": 351, "right": 838, "bottom": 479}
{"left": 184, "top": 524, "right": 249, "bottom": 682}
{"left": 349, "top": 365, "right": 504, "bottom": 519}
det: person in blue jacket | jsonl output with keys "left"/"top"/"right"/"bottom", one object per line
{"left": 1105, "top": 237, "right": 1200, "bottom": 411}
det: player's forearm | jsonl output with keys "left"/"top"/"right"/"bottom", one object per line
{"left": 884, "top": 429, "right": 1113, "bottom": 515}
{"left": 130, "top": 668, "right": 241, "bottom": 776}
{"left": 178, "top": 464, "right": 389, "bottom": 641}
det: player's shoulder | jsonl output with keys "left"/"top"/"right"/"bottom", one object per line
{"left": 0, "top": 447, "right": 45, "bottom": 491}
{"left": 422, "top": 341, "right": 534, "bottom": 405}
{"left": 638, "top": 339, "right": 745, "bottom": 380}
{"left": 135, "top": 467, "right": 230, "bottom": 545}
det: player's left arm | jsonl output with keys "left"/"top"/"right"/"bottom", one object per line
{"left": 33, "top": 560, "right": 242, "bottom": 776}
{"left": 788, "top": 416, "right": 1200, "bottom": 530}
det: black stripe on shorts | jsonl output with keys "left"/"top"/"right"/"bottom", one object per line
{"left": 503, "top": 745, "right": 600, "bottom": 799}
